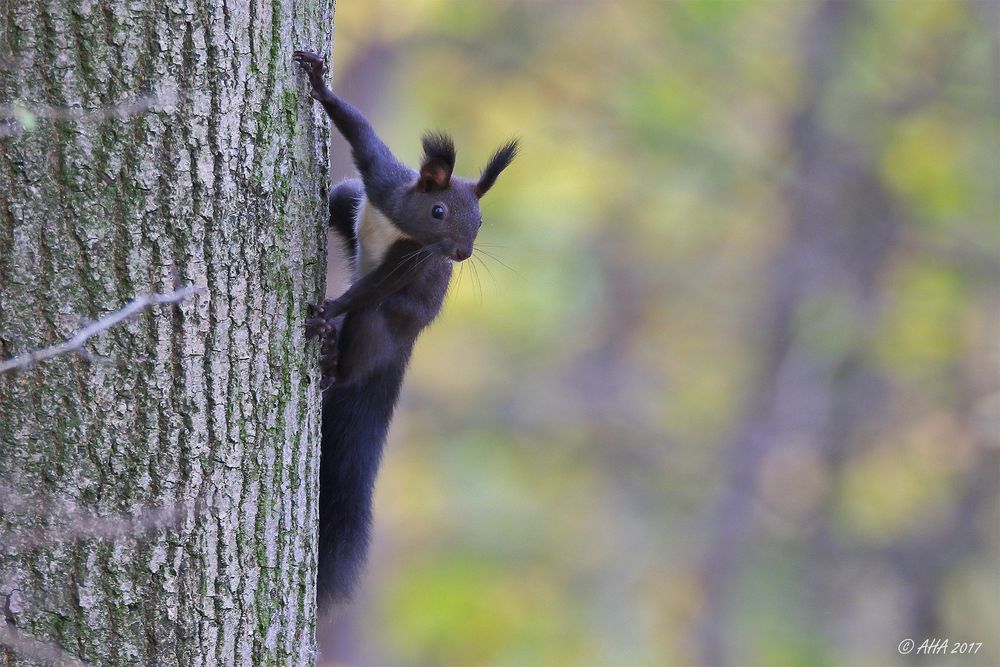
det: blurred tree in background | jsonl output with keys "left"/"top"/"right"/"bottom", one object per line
{"left": 320, "top": 1, "right": 998, "bottom": 665}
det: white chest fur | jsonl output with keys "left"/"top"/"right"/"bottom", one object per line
{"left": 355, "top": 197, "right": 409, "bottom": 278}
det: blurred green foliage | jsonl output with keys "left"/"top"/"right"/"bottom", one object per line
{"left": 322, "top": 1, "right": 998, "bottom": 665}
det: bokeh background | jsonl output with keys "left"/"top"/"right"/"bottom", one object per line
{"left": 317, "top": 1, "right": 999, "bottom": 665}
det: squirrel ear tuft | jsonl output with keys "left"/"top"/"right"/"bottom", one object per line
{"left": 475, "top": 138, "right": 519, "bottom": 197}
{"left": 417, "top": 131, "right": 456, "bottom": 192}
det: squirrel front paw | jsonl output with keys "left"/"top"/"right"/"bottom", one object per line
{"left": 306, "top": 302, "right": 339, "bottom": 386}
{"left": 293, "top": 50, "right": 326, "bottom": 77}
{"left": 293, "top": 50, "right": 333, "bottom": 98}
{"left": 305, "top": 302, "right": 334, "bottom": 340}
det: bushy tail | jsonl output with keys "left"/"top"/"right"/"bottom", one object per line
{"left": 316, "top": 364, "right": 404, "bottom": 608}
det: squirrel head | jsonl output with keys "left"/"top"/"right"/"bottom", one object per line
{"left": 389, "top": 132, "right": 518, "bottom": 262}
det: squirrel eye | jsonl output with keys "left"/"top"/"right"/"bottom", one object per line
{"left": 431, "top": 204, "right": 446, "bottom": 220}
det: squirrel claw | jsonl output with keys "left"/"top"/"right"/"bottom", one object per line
{"left": 306, "top": 303, "right": 340, "bottom": 381}
{"left": 293, "top": 50, "right": 326, "bottom": 77}
{"left": 305, "top": 318, "right": 329, "bottom": 340}
{"left": 305, "top": 300, "right": 338, "bottom": 339}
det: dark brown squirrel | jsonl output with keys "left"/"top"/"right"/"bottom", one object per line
{"left": 293, "top": 50, "right": 518, "bottom": 607}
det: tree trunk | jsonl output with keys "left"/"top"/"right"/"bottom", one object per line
{"left": 0, "top": 1, "right": 332, "bottom": 665}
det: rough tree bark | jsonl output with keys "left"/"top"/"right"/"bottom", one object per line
{"left": 0, "top": 0, "right": 333, "bottom": 665}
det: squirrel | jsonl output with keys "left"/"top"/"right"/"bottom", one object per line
{"left": 292, "top": 51, "right": 518, "bottom": 607}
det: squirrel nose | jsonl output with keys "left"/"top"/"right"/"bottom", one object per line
{"left": 452, "top": 247, "right": 472, "bottom": 262}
